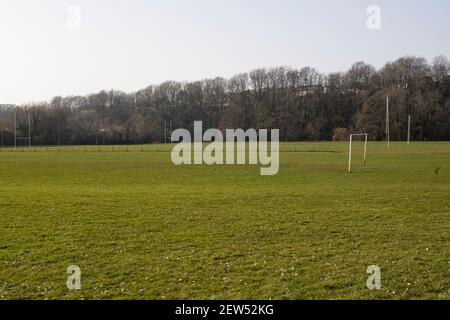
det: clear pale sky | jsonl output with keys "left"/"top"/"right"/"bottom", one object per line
{"left": 0, "top": 0, "right": 449, "bottom": 104}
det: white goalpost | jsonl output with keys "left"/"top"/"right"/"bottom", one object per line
{"left": 348, "top": 133, "right": 368, "bottom": 173}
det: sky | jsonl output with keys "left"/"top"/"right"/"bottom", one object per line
{"left": 0, "top": 0, "right": 449, "bottom": 105}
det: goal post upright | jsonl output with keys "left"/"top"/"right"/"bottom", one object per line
{"left": 363, "top": 133, "right": 368, "bottom": 166}
{"left": 348, "top": 134, "right": 353, "bottom": 173}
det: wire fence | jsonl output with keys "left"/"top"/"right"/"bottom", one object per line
{"left": 0, "top": 143, "right": 339, "bottom": 153}
{"left": 0, "top": 144, "right": 171, "bottom": 152}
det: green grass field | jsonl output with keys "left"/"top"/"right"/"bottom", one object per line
{"left": 0, "top": 142, "right": 449, "bottom": 300}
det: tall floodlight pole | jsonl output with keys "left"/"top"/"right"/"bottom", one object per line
{"left": 386, "top": 97, "right": 390, "bottom": 149}
{"left": 348, "top": 134, "right": 353, "bottom": 173}
{"left": 164, "top": 120, "right": 167, "bottom": 144}
{"left": 363, "top": 134, "right": 368, "bottom": 166}
{"left": 28, "top": 112, "right": 31, "bottom": 147}
{"left": 407, "top": 114, "right": 411, "bottom": 145}
{"left": 58, "top": 125, "right": 61, "bottom": 147}
{"left": 14, "top": 108, "right": 17, "bottom": 149}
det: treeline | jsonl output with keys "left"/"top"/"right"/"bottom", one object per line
{"left": 0, "top": 55, "right": 449, "bottom": 146}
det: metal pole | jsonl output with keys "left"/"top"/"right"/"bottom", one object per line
{"left": 28, "top": 112, "right": 31, "bottom": 147}
{"left": 407, "top": 115, "right": 411, "bottom": 145}
{"left": 164, "top": 120, "right": 167, "bottom": 144}
{"left": 1, "top": 127, "right": 3, "bottom": 147}
{"left": 58, "top": 125, "right": 61, "bottom": 151}
{"left": 348, "top": 134, "right": 353, "bottom": 173}
{"left": 363, "top": 134, "right": 368, "bottom": 166}
{"left": 386, "top": 97, "right": 390, "bottom": 149}
{"left": 96, "top": 121, "right": 99, "bottom": 151}
{"left": 14, "top": 108, "right": 17, "bottom": 149}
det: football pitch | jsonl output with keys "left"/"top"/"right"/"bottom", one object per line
{"left": 0, "top": 142, "right": 448, "bottom": 299}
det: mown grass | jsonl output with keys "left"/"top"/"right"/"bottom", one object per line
{"left": 0, "top": 142, "right": 449, "bottom": 300}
